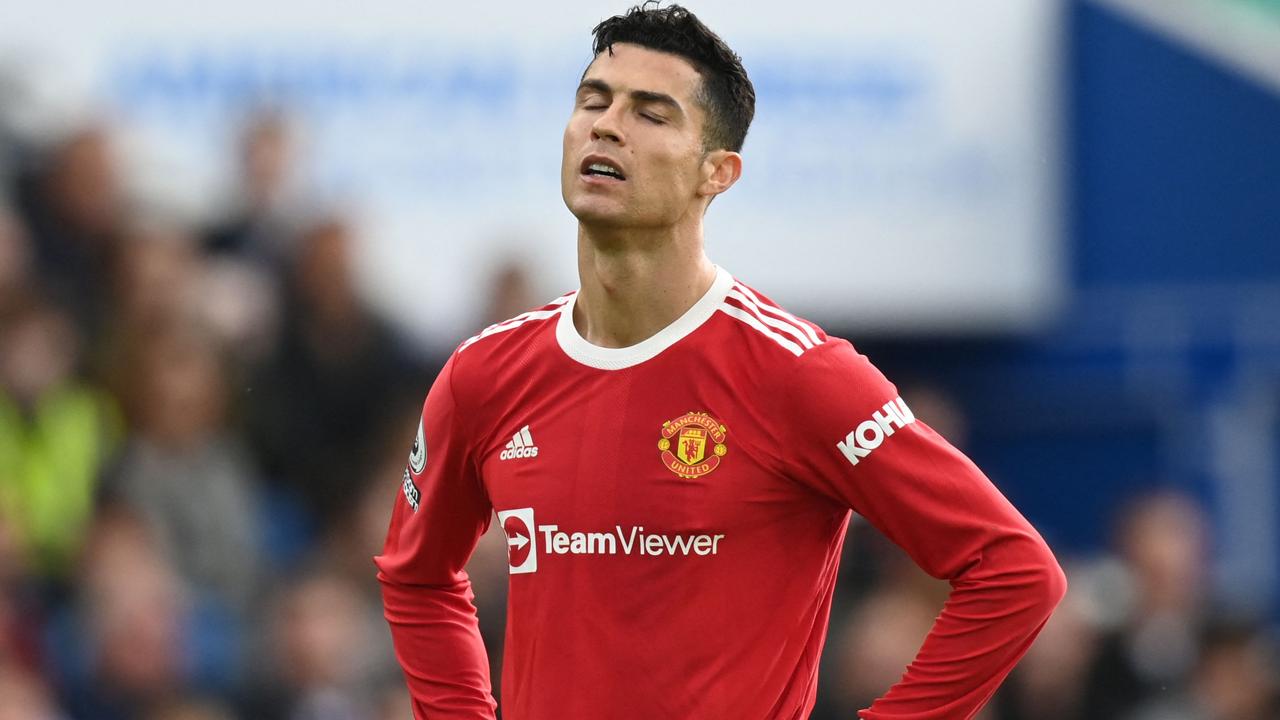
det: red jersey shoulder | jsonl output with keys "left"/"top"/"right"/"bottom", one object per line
{"left": 448, "top": 292, "right": 572, "bottom": 382}
{"left": 456, "top": 293, "right": 573, "bottom": 354}
{"left": 715, "top": 278, "right": 833, "bottom": 363}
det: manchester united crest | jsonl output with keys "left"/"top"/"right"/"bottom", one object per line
{"left": 658, "top": 412, "right": 728, "bottom": 478}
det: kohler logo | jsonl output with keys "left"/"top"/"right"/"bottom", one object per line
{"left": 836, "top": 397, "right": 916, "bottom": 467}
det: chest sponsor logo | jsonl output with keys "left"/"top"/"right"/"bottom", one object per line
{"left": 836, "top": 396, "right": 916, "bottom": 467}
{"left": 495, "top": 507, "right": 725, "bottom": 575}
{"left": 658, "top": 411, "right": 728, "bottom": 478}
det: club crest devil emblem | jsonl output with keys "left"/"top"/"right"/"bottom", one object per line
{"left": 658, "top": 411, "right": 728, "bottom": 478}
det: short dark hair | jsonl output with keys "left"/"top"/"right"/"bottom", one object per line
{"left": 591, "top": 2, "right": 755, "bottom": 153}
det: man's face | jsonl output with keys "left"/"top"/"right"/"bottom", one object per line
{"left": 562, "top": 43, "right": 712, "bottom": 230}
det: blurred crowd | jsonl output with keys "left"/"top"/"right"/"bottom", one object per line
{"left": 0, "top": 113, "right": 462, "bottom": 719}
{"left": 0, "top": 112, "right": 1277, "bottom": 720}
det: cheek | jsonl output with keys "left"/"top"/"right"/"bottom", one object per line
{"left": 650, "top": 149, "right": 702, "bottom": 196}
{"left": 561, "top": 126, "right": 574, "bottom": 165}
{"left": 562, "top": 119, "right": 583, "bottom": 157}
{"left": 564, "top": 112, "right": 596, "bottom": 146}
{"left": 562, "top": 118, "right": 596, "bottom": 172}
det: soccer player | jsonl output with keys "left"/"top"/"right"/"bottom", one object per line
{"left": 377, "top": 5, "right": 1066, "bottom": 718}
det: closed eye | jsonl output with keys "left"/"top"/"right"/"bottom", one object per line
{"left": 641, "top": 113, "right": 666, "bottom": 124}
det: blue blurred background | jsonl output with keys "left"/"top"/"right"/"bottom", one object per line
{"left": 0, "top": 1, "right": 1277, "bottom": 718}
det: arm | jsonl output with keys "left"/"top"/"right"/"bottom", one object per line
{"left": 375, "top": 355, "right": 498, "bottom": 719}
{"left": 782, "top": 341, "right": 1066, "bottom": 719}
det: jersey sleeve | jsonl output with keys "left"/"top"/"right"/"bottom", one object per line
{"left": 777, "top": 340, "right": 1067, "bottom": 720}
{"left": 374, "top": 354, "right": 498, "bottom": 719}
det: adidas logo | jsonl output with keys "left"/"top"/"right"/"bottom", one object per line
{"left": 500, "top": 425, "right": 539, "bottom": 460}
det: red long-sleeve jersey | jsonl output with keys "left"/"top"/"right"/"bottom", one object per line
{"left": 376, "top": 266, "right": 1066, "bottom": 719}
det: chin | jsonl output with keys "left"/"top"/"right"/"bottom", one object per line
{"left": 566, "top": 197, "right": 630, "bottom": 226}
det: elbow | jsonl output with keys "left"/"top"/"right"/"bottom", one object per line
{"left": 1028, "top": 538, "right": 1068, "bottom": 618}
{"left": 980, "top": 530, "right": 1067, "bottom": 618}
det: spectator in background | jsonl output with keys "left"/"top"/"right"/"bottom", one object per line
{"left": 1191, "top": 621, "right": 1279, "bottom": 720}
{"left": 0, "top": 512, "right": 65, "bottom": 720}
{"left": 244, "top": 570, "right": 376, "bottom": 720}
{"left": 328, "top": 423, "right": 421, "bottom": 595}
{"left": 0, "top": 296, "right": 121, "bottom": 582}
{"left": 324, "top": 409, "right": 431, "bottom": 694}
{"left": 95, "top": 222, "right": 204, "bottom": 384}
{"left": 1082, "top": 490, "right": 1213, "bottom": 719}
{"left": 103, "top": 324, "right": 263, "bottom": 614}
{"left": 0, "top": 666, "right": 66, "bottom": 720}
{"left": 480, "top": 258, "right": 538, "bottom": 328}
{"left": 107, "top": 224, "right": 200, "bottom": 333}
{"left": 198, "top": 111, "right": 301, "bottom": 366}
{"left": 245, "top": 216, "right": 427, "bottom": 533}
{"left": 197, "top": 252, "right": 282, "bottom": 366}
{"left": 824, "top": 580, "right": 941, "bottom": 716}
{"left": 54, "top": 509, "right": 191, "bottom": 720}
{"left": 204, "top": 111, "right": 303, "bottom": 267}
{"left": 0, "top": 204, "right": 34, "bottom": 313}
{"left": 104, "top": 220, "right": 280, "bottom": 372}
{"left": 12, "top": 126, "right": 123, "bottom": 344}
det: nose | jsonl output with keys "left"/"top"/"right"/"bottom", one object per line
{"left": 590, "top": 105, "right": 625, "bottom": 145}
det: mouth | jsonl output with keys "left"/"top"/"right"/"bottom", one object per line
{"left": 579, "top": 155, "right": 627, "bottom": 182}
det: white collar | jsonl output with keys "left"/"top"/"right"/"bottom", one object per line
{"left": 555, "top": 266, "right": 733, "bottom": 370}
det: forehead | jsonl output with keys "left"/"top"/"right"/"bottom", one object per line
{"left": 582, "top": 43, "right": 703, "bottom": 103}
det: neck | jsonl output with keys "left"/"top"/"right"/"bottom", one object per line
{"left": 573, "top": 222, "right": 716, "bottom": 348}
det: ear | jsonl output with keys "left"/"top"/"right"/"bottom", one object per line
{"left": 698, "top": 150, "right": 742, "bottom": 198}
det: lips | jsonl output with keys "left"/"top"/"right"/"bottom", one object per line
{"left": 580, "top": 154, "right": 627, "bottom": 181}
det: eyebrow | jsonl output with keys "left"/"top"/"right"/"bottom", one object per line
{"left": 576, "top": 79, "right": 685, "bottom": 116}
